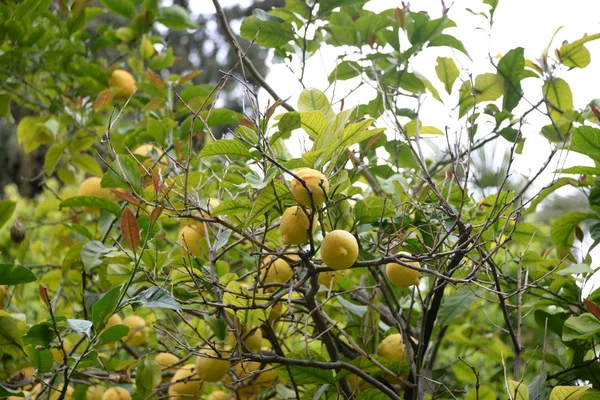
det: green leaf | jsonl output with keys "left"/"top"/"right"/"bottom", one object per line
{"left": 508, "top": 380, "right": 530, "bottom": 400}
{"left": 198, "top": 139, "right": 251, "bottom": 158}
{"left": 550, "top": 386, "right": 591, "bottom": 400}
{"left": 157, "top": 5, "right": 197, "bottom": 30}
{"left": 17, "top": 116, "right": 52, "bottom": 154}
{"left": 512, "top": 222, "right": 544, "bottom": 245}
{"left": 562, "top": 313, "right": 600, "bottom": 341}
{"left": 0, "top": 200, "right": 16, "bottom": 230}
{"left": 435, "top": 56, "right": 459, "bottom": 94}
{"left": 71, "top": 153, "right": 104, "bottom": 177}
{"left": 483, "top": 0, "right": 499, "bottom": 15}
{"left": 246, "top": 181, "right": 292, "bottom": 226}
{"left": 328, "top": 61, "right": 361, "bottom": 83}
{"left": 211, "top": 199, "right": 252, "bottom": 217}
{"left": 100, "top": 0, "right": 135, "bottom": 18}
{"left": 571, "top": 126, "right": 600, "bottom": 160}
{"left": 81, "top": 241, "right": 117, "bottom": 272}
{"left": 240, "top": 15, "right": 294, "bottom": 48}
{"left": 318, "top": 0, "right": 368, "bottom": 15}
{"left": 136, "top": 356, "right": 162, "bottom": 394}
{"left": 0, "top": 311, "right": 27, "bottom": 357}
{"left": 428, "top": 34, "right": 470, "bottom": 57}
{"left": 550, "top": 212, "right": 595, "bottom": 249}
{"left": 128, "top": 287, "right": 181, "bottom": 310}
{"left": 59, "top": 196, "right": 121, "bottom": 216}
{"left": 475, "top": 73, "right": 504, "bottom": 101}
{"left": 497, "top": 47, "right": 525, "bottom": 112}
{"left": 23, "top": 345, "right": 53, "bottom": 374}
{"left": 97, "top": 324, "right": 129, "bottom": 345}
{"left": 466, "top": 385, "right": 497, "bottom": 400}
{"left": 298, "top": 89, "right": 335, "bottom": 122}
{"left": 91, "top": 285, "right": 123, "bottom": 331}
{"left": 355, "top": 197, "right": 394, "bottom": 223}
{"left": 525, "top": 177, "right": 579, "bottom": 215}
{"left": 544, "top": 78, "right": 573, "bottom": 123}
{"left": 560, "top": 166, "right": 600, "bottom": 175}
{"left": 67, "top": 319, "right": 93, "bottom": 336}
{"left": 23, "top": 323, "right": 54, "bottom": 347}
{"left": 253, "top": 8, "right": 285, "bottom": 23}
{"left": 276, "top": 364, "right": 335, "bottom": 385}
{"left": 299, "top": 111, "right": 327, "bottom": 138}
{"left": 0, "top": 264, "right": 36, "bottom": 285}
{"left": 559, "top": 33, "right": 600, "bottom": 69}
{"left": 437, "top": 290, "right": 477, "bottom": 326}
{"left": 0, "top": 385, "right": 23, "bottom": 398}
{"left": 44, "top": 143, "right": 64, "bottom": 176}
{"left": 101, "top": 156, "right": 143, "bottom": 195}
{"left": 556, "top": 263, "right": 592, "bottom": 276}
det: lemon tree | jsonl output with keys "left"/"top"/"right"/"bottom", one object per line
{"left": 1, "top": 0, "right": 600, "bottom": 399}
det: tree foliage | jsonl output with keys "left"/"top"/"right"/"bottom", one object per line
{"left": 1, "top": 0, "right": 600, "bottom": 399}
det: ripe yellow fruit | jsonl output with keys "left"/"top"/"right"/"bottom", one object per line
{"left": 133, "top": 144, "right": 167, "bottom": 178}
{"left": 228, "top": 327, "right": 262, "bottom": 353}
{"left": 280, "top": 206, "right": 313, "bottom": 245}
{"left": 235, "top": 361, "right": 277, "bottom": 388}
{"left": 377, "top": 333, "right": 406, "bottom": 362}
{"left": 290, "top": 168, "right": 329, "bottom": 207}
{"left": 108, "top": 69, "right": 136, "bottom": 98}
{"left": 195, "top": 348, "right": 230, "bottom": 382}
{"left": 156, "top": 352, "right": 179, "bottom": 369}
{"left": 106, "top": 313, "right": 123, "bottom": 329}
{"left": 207, "top": 391, "right": 233, "bottom": 400}
{"left": 77, "top": 177, "right": 114, "bottom": 212}
{"left": 86, "top": 385, "right": 104, "bottom": 400}
{"left": 261, "top": 256, "right": 294, "bottom": 285}
{"left": 102, "top": 387, "right": 131, "bottom": 400}
{"left": 8, "top": 392, "right": 29, "bottom": 400}
{"left": 122, "top": 315, "right": 149, "bottom": 346}
{"left": 317, "top": 270, "right": 344, "bottom": 288}
{"left": 45, "top": 384, "right": 74, "bottom": 400}
{"left": 386, "top": 252, "right": 420, "bottom": 288}
{"left": 169, "top": 364, "right": 203, "bottom": 399}
{"left": 320, "top": 230, "right": 358, "bottom": 270}
{"left": 177, "top": 224, "right": 206, "bottom": 257}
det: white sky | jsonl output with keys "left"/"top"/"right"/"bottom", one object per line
{"left": 207, "top": 0, "right": 600, "bottom": 294}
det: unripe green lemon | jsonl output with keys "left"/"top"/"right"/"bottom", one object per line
{"left": 320, "top": 230, "right": 358, "bottom": 270}
{"left": 386, "top": 252, "right": 420, "bottom": 287}
{"left": 290, "top": 168, "right": 329, "bottom": 207}
{"left": 108, "top": 69, "right": 136, "bottom": 98}
{"left": 195, "top": 348, "right": 231, "bottom": 382}
{"left": 280, "top": 206, "right": 313, "bottom": 245}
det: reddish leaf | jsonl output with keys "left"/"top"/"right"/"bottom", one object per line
{"left": 150, "top": 206, "right": 163, "bottom": 225}
{"left": 152, "top": 174, "right": 160, "bottom": 195}
{"left": 178, "top": 71, "right": 202, "bottom": 85}
{"left": 93, "top": 89, "right": 114, "bottom": 110}
{"left": 237, "top": 117, "right": 255, "bottom": 128}
{"left": 584, "top": 298, "right": 600, "bottom": 321}
{"left": 368, "top": 33, "right": 377, "bottom": 48}
{"left": 160, "top": 181, "right": 176, "bottom": 201}
{"left": 265, "top": 98, "right": 290, "bottom": 122}
{"left": 39, "top": 285, "right": 50, "bottom": 306}
{"left": 143, "top": 71, "right": 165, "bottom": 91}
{"left": 120, "top": 208, "right": 140, "bottom": 251}
{"left": 395, "top": 7, "right": 405, "bottom": 27}
{"left": 365, "top": 132, "right": 384, "bottom": 152}
{"left": 110, "top": 189, "right": 143, "bottom": 209}
{"left": 590, "top": 103, "right": 600, "bottom": 119}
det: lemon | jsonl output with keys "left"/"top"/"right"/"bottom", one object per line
{"left": 108, "top": 69, "right": 136, "bottom": 98}
{"left": 86, "top": 385, "right": 104, "bottom": 400}
{"left": 43, "top": 384, "right": 74, "bottom": 400}
{"left": 318, "top": 270, "right": 345, "bottom": 288}
{"left": 77, "top": 177, "right": 114, "bottom": 212}
{"left": 102, "top": 387, "right": 131, "bottom": 400}
{"left": 169, "top": 364, "right": 203, "bottom": 399}
{"left": 195, "top": 348, "right": 231, "bottom": 382}
{"left": 280, "top": 206, "right": 313, "bottom": 244}
{"left": 156, "top": 352, "right": 179, "bottom": 382}
{"left": 106, "top": 313, "right": 123, "bottom": 328}
{"left": 235, "top": 361, "right": 277, "bottom": 391}
{"left": 386, "top": 252, "right": 420, "bottom": 287}
{"left": 133, "top": 144, "right": 167, "bottom": 178}
{"left": 228, "top": 327, "right": 262, "bottom": 353}
{"left": 177, "top": 224, "right": 206, "bottom": 257}
{"left": 290, "top": 168, "right": 329, "bottom": 207}
{"left": 122, "top": 315, "right": 149, "bottom": 346}
{"left": 207, "top": 391, "right": 233, "bottom": 400}
{"left": 261, "top": 256, "right": 294, "bottom": 286}
{"left": 320, "top": 230, "right": 358, "bottom": 270}
{"left": 377, "top": 333, "right": 406, "bottom": 362}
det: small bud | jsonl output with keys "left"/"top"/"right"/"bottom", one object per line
{"left": 35, "top": 345, "right": 44, "bottom": 351}
{"left": 10, "top": 220, "right": 26, "bottom": 244}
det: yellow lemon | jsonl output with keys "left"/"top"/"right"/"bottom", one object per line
{"left": 280, "top": 206, "right": 314, "bottom": 245}
{"left": 235, "top": 361, "right": 277, "bottom": 388}
{"left": 207, "top": 391, "right": 233, "bottom": 400}
{"left": 86, "top": 385, "right": 104, "bottom": 400}
{"left": 169, "top": 364, "right": 203, "bottom": 399}
{"left": 156, "top": 352, "right": 179, "bottom": 382}
{"left": 386, "top": 252, "right": 420, "bottom": 288}
{"left": 177, "top": 224, "right": 206, "bottom": 257}
{"left": 77, "top": 177, "right": 114, "bottom": 212}
{"left": 320, "top": 230, "right": 358, "bottom": 270}
{"left": 228, "top": 327, "right": 262, "bottom": 353}
{"left": 122, "top": 315, "right": 149, "bottom": 346}
{"left": 261, "top": 256, "right": 295, "bottom": 286}
{"left": 46, "top": 384, "right": 74, "bottom": 400}
{"left": 290, "top": 168, "right": 329, "bottom": 207}
{"left": 108, "top": 69, "right": 136, "bottom": 98}
{"left": 106, "top": 313, "right": 123, "bottom": 329}
{"left": 195, "top": 348, "right": 231, "bottom": 382}
{"left": 102, "top": 387, "right": 131, "bottom": 400}
{"left": 377, "top": 333, "right": 406, "bottom": 362}
{"left": 133, "top": 144, "right": 167, "bottom": 179}
{"left": 317, "top": 270, "right": 345, "bottom": 288}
